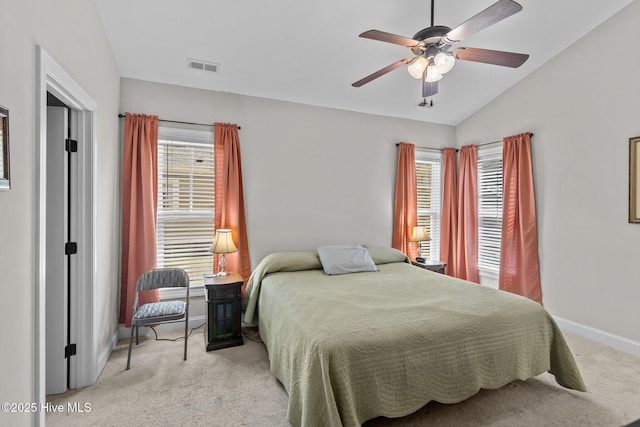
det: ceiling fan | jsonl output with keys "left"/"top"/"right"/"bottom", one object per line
{"left": 352, "top": 0, "right": 530, "bottom": 104}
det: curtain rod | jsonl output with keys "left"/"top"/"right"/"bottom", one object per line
{"left": 395, "top": 142, "right": 444, "bottom": 151}
{"left": 467, "top": 132, "right": 534, "bottom": 150}
{"left": 396, "top": 133, "right": 534, "bottom": 151}
{"left": 117, "top": 114, "right": 241, "bottom": 130}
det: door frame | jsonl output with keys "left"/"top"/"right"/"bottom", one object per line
{"left": 35, "top": 46, "right": 98, "bottom": 426}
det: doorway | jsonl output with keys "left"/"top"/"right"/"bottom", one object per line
{"left": 45, "top": 95, "right": 77, "bottom": 394}
{"left": 35, "top": 46, "right": 99, "bottom": 427}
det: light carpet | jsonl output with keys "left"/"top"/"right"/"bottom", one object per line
{"left": 46, "top": 326, "right": 640, "bottom": 426}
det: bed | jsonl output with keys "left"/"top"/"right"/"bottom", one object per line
{"left": 242, "top": 246, "right": 586, "bottom": 427}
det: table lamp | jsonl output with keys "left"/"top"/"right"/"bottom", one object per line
{"left": 209, "top": 229, "right": 238, "bottom": 276}
{"left": 410, "top": 225, "right": 430, "bottom": 263}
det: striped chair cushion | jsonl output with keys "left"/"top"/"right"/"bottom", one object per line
{"left": 133, "top": 301, "right": 186, "bottom": 323}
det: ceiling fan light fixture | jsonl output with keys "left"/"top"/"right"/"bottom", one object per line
{"left": 425, "top": 64, "right": 443, "bottom": 82}
{"left": 434, "top": 52, "right": 455, "bottom": 74}
{"left": 352, "top": 0, "right": 529, "bottom": 105}
{"left": 407, "top": 56, "right": 428, "bottom": 79}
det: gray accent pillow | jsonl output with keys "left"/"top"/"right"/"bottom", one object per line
{"left": 317, "top": 244, "right": 377, "bottom": 275}
{"left": 366, "top": 246, "right": 410, "bottom": 265}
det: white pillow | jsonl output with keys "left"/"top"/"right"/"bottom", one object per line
{"left": 316, "top": 244, "right": 377, "bottom": 275}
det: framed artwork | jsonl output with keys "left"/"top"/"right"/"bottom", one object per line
{"left": 630, "top": 137, "right": 640, "bottom": 223}
{"left": 0, "top": 105, "right": 9, "bottom": 190}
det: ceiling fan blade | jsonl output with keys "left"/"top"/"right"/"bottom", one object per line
{"left": 444, "top": 0, "right": 523, "bottom": 43}
{"left": 359, "top": 30, "right": 421, "bottom": 47}
{"left": 453, "top": 47, "right": 529, "bottom": 68}
{"left": 422, "top": 79, "right": 439, "bottom": 98}
{"left": 352, "top": 57, "right": 414, "bottom": 87}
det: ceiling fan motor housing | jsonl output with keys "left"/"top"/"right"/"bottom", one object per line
{"left": 412, "top": 26, "right": 451, "bottom": 46}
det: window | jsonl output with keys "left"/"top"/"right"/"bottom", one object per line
{"left": 477, "top": 145, "right": 503, "bottom": 277}
{"left": 415, "top": 149, "right": 441, "bottom": 260}
{"left": 156, "top": 128, "right": 215, "bottom": 285}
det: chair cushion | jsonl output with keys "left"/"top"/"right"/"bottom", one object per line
{"left": 133, "top": 301, "right": 186, "bottom": 324}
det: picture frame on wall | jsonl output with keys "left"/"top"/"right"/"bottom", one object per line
{"left": 0, "top": 105, "right": 10, "bottom": 191}
{"left": 629, "top": 136, "right": 640, "bottom": 223}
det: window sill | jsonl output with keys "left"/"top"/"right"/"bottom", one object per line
{"left": 158, "top": 284, "right": 205, "bottom": 300}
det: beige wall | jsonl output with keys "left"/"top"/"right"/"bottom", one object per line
{"left": 0, "top": 1, "right": 120, "bottom": 425}
{"left": 119, "top": 79, "right": 457, "bottom": 266}
{"left": 3, "top": 1, "right": 639, "bottom": 424}
{"left": 457, "top": 1, "right": 640, "bottom": 342}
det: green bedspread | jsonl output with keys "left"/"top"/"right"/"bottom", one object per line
{"left": 243, "top": 248, "right": 586, "bottom": 427}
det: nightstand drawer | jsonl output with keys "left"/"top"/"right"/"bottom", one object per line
{"left": 207, "top": 285, "right": 240, "bottom": 300}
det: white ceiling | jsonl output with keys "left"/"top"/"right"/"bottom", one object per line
{"left": 94, "top": 0, "right": 634, "bottom": 126}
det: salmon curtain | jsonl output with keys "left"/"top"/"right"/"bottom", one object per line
{"left": 392, "top": 142, "right": 419, "bottom": 260}
{"left": 120, "top": 113, "right": 159, "bottom": 326}
{"left": 214, "top": 123, "right": 251, "bottom": 291}
{"left": 499, "top": 133, "right": 542, "bottom": 303}
{"left": 455, "top": 145, "right": 479, "bottom": 282}
{"left": 439, "top": 148, "right": 458, "bottom": 276}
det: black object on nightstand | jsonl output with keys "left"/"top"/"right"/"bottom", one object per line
{"left": 204, "top": 272, "right": 244, "bottom": 351}
{"left": 411, "top": 259, "right": 447, "bottom": 274}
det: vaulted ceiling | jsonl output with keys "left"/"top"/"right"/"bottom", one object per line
{"left": 94, "top": 0, "right": 634, "bottom": 125}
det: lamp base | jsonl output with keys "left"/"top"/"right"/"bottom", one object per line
{"left": 216, "top": 253, "right": 229, "bottom": 276}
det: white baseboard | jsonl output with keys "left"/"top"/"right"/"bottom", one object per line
{"left": 554, "top": 316, "right": 640, "bottom": 356}
{"left": 117, "top": 315, "right": 206, "bottom": 340}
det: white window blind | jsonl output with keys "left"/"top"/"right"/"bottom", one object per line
{"left": 477, "top": 145, "right": 503, "bottom": 277}
{"left": 415, "top": 149, "right": 441, "bottom": 261}
{"left": 157, "top": 128, "right": 215, "bottom": 285}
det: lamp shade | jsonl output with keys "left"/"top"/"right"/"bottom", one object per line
{"left": 434, "top": 52, "right": 455, "bottom": 74}
{"left": 209, "top": 229, "right": 238, "bottom": 254}
{"left": 424, "top": 65, "right": 443, "bottom": 83}
{"left": 407, "top": 57, "right": 428, "bottom": 79}
{"left": 410, "top": 225, "right": 430, "bottom": 242}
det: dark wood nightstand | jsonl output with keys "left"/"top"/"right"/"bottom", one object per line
{"left": 204, "top": 272, "right": 244, "bottom": 351}
{"left": 411, "top": 259, "right": 447, "bottom": 274}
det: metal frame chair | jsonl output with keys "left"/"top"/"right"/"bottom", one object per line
{"left": 126, "top": 268, "right": 190, "bottom": 370}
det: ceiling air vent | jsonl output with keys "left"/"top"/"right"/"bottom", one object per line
{"left": 187, "top": 58, "right": 220, "bottom": 74}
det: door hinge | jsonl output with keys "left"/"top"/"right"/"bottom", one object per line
{"left": 65, "top": 344, "right": 77, "bottom": 358}
{"left": 65, "top": 242, "right": 78, "bottom": 255}
{"left": 65, "top": 138, "right": 78, "bottom": 153}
